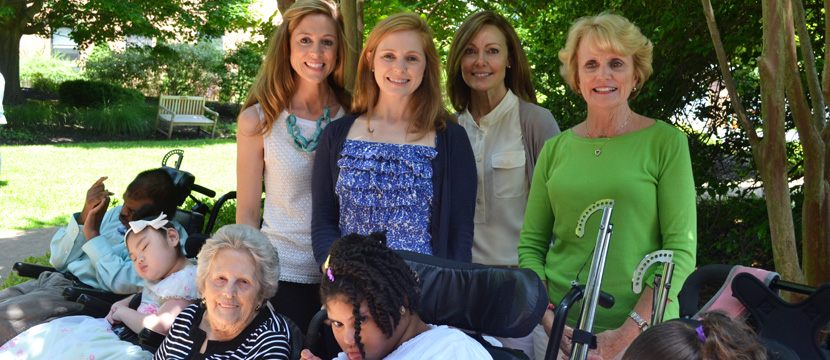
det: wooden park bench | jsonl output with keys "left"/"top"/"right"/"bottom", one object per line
{"left": 156, "top": 95, "right": 219, "bottom": 138}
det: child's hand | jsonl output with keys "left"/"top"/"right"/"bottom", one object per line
{"left": 107, "top": 303, "right": 125, "bottom": 325}
{"left": 301, "top": 349, "right": 322, "bottom": 360}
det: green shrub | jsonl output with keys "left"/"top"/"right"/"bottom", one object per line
{"left": 84, "top": 44, "right": 156, "bottom": 92}
{"left": 0, "top": 127, "right": 39, "bottom": 143}
{"left": 4, "top": 101, "right": 58, "bottom": 127}
{"left": 59, "top": 80, "right": 144, "bottom": 108}
{"left": 217, "top": 42, "right": 263, "bottom": 105}
{"left": 696, "top": 195, "right": 774, "bottom": 269}
{"left": 76, "top": 102, "right": 155, "bottom": 135}
{"left": 1, "top": 253, "right": 51, "bottom": 290}
{"left": 183, "top": 195, "right": 237, "bottom": 234}
{"left": 19, "top": 54, "right": 81, "bottom": 92}
{"left": 84, "top": 41, "right": 223, "bottom": 98}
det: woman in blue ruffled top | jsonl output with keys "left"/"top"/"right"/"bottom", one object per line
{"left": 311, "top": 12, "right": 477, "bottom": 267}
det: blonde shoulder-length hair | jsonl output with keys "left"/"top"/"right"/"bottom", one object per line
{"left": 558, "top": 12, "right": 653, "bottom": 99}
{"left": 446, "top": 10, "right": 536, "bottom": 112}
{"left": 352, "top": 12, "right": 450, "bottom": 134}
{"left": 241, "top": 0, "right": 352, "bottom": 136}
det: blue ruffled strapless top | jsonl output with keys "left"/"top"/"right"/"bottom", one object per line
{"left": 335, "top": 139, "right": 437, "bottom": 254}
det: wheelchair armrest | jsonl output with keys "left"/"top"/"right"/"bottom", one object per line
{"left": 63, "top": 286, "right": 128, "bottom": 304}
{"left": 305, "top": 309, "right": 329, "bottom": 356}
{"left": 77, "top": 293, "right": 114, "bottom": 318}
{"left": 13, "top": 262, "right": 57, "bottom": 279}
{"left": 204, "top": 191, "right": 237, "bottom": 235}
{"left": 138, "top": 327, "right": 166, "bottom": 351}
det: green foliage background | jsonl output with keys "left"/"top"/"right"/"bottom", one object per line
{"left": 355, "top": 0, "right": 823, "bottom": 268}
{"left": 4, "top": 0, "right": 824, "bottom": 271}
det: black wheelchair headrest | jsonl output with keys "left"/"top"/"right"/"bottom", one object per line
{"left": 396, "top": 250, "right": 549, "bottom": 338}
{"left": 161, "top": 166, "right": 195, "bottom": 207}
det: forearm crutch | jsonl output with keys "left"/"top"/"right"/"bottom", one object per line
{"left": 546, "top": 199, "right": 617, "bottom": 360}
{"left": 632, "top": 250, "right": 675, "bottom": 327}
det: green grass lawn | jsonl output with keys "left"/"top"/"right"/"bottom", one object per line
{"left": 0, "top": 139, "right": 237, "bottom": 231}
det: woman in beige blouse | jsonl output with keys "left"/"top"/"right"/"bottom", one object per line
{"left": 446, "top": 10, "right": 561, "bottom": 359}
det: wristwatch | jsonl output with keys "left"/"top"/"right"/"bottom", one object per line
{"left": 628, "top": 311, "right": 649, "bottom": 332}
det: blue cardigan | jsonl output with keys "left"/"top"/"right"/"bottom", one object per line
{"left": 311, "top": 114, "right": 477, "bottom": 265}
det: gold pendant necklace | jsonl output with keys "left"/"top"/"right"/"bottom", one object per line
{"left": 587, "top": 112, "right": 632, "bottom": 156}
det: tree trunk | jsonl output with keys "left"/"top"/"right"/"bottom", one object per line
{"left": 340, "top": 0, "right": 362, "bottom": 91}
{"left": 787, "top": 0, "right": 830, "bottom": 286}
{"left": 758, "top": 0, "right": 805, "bottom": 285}
{"left": 0, "top": 28, "right": 23, "bottom": 106}
{"left": 822, "top": 0, "right": 830, "bottom": 106}
{"left": 703, "top": 0, "right": 806, "bottom": 284}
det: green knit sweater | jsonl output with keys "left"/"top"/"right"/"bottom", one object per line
{"left": 518, "top": 120, "right": 697, "bottom": 332}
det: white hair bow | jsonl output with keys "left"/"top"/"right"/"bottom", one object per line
{"left": 125, "top": 212, "right": 169, "bottom": 240}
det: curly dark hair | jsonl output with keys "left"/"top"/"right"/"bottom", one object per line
{"left": 320, "top": 232, "right": 422, "bottom": 358}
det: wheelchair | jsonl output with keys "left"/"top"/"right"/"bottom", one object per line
{"left": 544, "top": 262, "right": 829, "bottom": 360}
{"left": 10, "top": 149, "right": 238, "bottom": 350}
{"left": 677, "top": 264, "right": 830, "bottom": 360}
{"left": 304, "top": 250, "right": 549, "bottom": 360}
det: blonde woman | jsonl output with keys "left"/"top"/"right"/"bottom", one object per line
{"left": 236, "top": 0, "right": 351, "bottom": 333}
{"left": 519, "top": 13, "right": 696, "bottom": 359}
{"left": 311, "top": 12, "right": 477, "bottom": 267}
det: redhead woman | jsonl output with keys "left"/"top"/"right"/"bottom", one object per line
{"left": 311, "top": 12, "right": 477, "bottom": 267}
{"left": 518, "top": 13, "right": 696, "bottom": 359}
{"left": 236, "top": 0, "right": 351, "bottom": 333}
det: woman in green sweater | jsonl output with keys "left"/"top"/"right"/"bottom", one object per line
{"left": 518, "top": 13, "right": 696, "bottom": 359}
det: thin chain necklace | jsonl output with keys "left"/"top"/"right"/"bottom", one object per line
{"left": 286, "top": 97, "right": 332, "bottom": 152}
{"left": 586, "top": 112, "right": 632, "bottom": 156}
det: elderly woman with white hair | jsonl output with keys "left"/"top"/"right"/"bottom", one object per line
{"left": 154, "top": 224, "right": 294, "bottom": 359}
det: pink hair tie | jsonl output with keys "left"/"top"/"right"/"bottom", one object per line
{"left": 695, "top": 325, "right": 706, "bottom": 343}
{"left": 327, "top": 267, "right": 335, "bottom": 282}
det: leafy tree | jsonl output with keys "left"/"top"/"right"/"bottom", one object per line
{"left": 704, "top": 0, "right": 829, "bottom": 287}
{"left": 0, "top": 0, "right": 256, "bottom": 106}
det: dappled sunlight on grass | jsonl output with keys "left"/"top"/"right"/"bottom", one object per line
{"left": 0, "top": 139, "right": 237, "bottom": 231}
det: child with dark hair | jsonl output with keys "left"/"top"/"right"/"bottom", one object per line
{"left": 622, "top": 311, "right": 768, "bottom": 360}
{"left": 301, "top": 232, "right": 492, "bottom": 360}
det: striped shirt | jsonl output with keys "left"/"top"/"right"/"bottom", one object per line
{"left": 154, "top": 304, "right": 292, "bottom": 360}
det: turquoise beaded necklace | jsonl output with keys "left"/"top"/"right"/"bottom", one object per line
{"left": 286, "top": 106, "right": 330, "bottom": 152}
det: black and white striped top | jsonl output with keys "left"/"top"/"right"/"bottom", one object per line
{"left": 154, "top": 303, "right": 292, "bottom": 360}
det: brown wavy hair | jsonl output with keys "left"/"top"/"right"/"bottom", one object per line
{"left": 352, "top": 12, "right": 450, "bottom": 134}
{"left": 240, "top": 0, "right": 352, "bottom": 136}
{"left": 622, "top": 312, "right": 768, "bottom": 360}
{"left": 446, "top": 10, "right": 536, "bottom": 112}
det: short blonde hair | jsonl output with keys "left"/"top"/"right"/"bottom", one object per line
{"left": 558, "top": 13, "right": 653, "bottom": 99}
{"left": 447, "top": 11, "right": 536, "bottom": 112}
{"left": 240, "top": 0, "right": 351, "bottom": 136}
{"left": 352, "top": 12, "right": 450, "bottom": 134}
{"left": 195, "top": 224, "right": 280, "bottom": 301}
